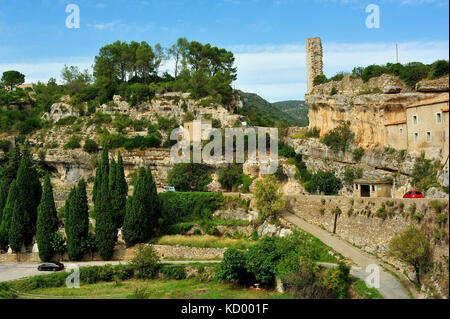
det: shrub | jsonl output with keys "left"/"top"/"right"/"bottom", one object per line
{"left": 314, "top": 75, "right": 328, "bottom": 86}
{"left": 352, "top": 147, "right": 364, "bottom": 162}
{"left": 241, "top": 174, "right": 254, "bottom": 193}
{"left": 278, "top": 143, "right": 296, "bottom": 158}
{"left": 56, "top": 116, "right": 77, "bottom": 126}
{"left": 429, "top": 60, "right": 449, "bottom": 79}
{"left": 305, "top": 170, "right": 342, "bottom": 196}
{"left": 274, "top": 165, "right": 288, "bottom": 182}
{"left": 218, "top": 165, "right": 243, "bottom": 191}
{"left": 63, "top": 135, "right": 81, "bottom": 150}
{"left": 161, "top": 265, "right": 187, "bottom": 280}
{"left": 0, "top": 139, "right": 11, "bottom": 153}
{"left": 83, "top": 139, "right": 99, "bottom": 154}
{"left": 167, "top": 163, "right": 212, "bottom": 192}
{"left": 321, "top": 121, "right": 354, "bottom": 153}
{"left": 245, "top": 237, "right": 280, "bottom": 287}
{"left": 158, "top": 192, "right": 224, "bottom": 226}
{"left": 89, "top": 112, "right": 112, "bottom": 125}
{"left": 127, "top": 83, "right": 155, "bottom": 106}
{"left": 19, "top": 117, "right": 42, "bottom": 135}
{"left": 430, "top": 200, "right": 445, "bottom": 214}
{"left": 217, "top": 248, "right": 253, "bottom": 284}
{"left": 130, "top": 244, "right": 161, "bottom": 279}
{"left": 330, "top": 87, "right": 338, "bottom": 95}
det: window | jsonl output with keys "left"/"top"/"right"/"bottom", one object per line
{"left": 355, "top": 184, "right": 359, "bottom": 190}
{"left": 371, "top": 185, "right": 375, "bottom": 192}
{"left": 436, "top": 112, "right": 442, "bottom": 123}
{"left": 399, "top": 128, "right": 403, "bottom": 136}
{"left": 414, "top": 132, "right": 419, "bottom": 143}
{"left": 413, "top": 115, "right": 418, "bottom": 125}
{"left": 426, "top": 131, "right": 431, "bottom": 142}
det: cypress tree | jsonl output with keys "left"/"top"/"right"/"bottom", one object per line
{"left": 95, "top": 148, "right": 117, "bottom": 260}
{"left": 0, "top": 177, "right": 8, "bottom": 224}
{"left": 66, "top": 179, "right": 89, "bottom": 261}
{"left": 0, "top": 180, "right": 18, "bottom": 250}
{"left": 109, "top": 158, "right": 117, "bottom": 194}
{"left": 146, "top": 167, "right": 160, "bottom": 227}
{"left": 36, "top": 174, "right": 59, "bottom": 261}
{"left": 24, "top": 146, "right": 42, "bottom": 233}
{"left": 3, "top": 145, "right": 21, "bottom": 186}
{"left": 122, "top": 167, "right": 159, "bottom": 247}
{"left": 112, "top": 153, "right": 127, "bottom": 228}
{"left": 8, "top": 158, "right": 35, "bottom": 250}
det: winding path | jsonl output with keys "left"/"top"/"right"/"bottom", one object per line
{"left": 280, "top": 211, "right": 412, "bottom": 299}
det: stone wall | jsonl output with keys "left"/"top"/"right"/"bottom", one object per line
{"left": 0, "top": 244, "right": 226, "bottom": 263}
{"left": 306, "top": 37, "right": 323, "bottom": 94}
{"left": 286, "top": 195, "right": 449, "bottom": 258}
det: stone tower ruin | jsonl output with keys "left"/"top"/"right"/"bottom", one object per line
{"left": 306, "top": 37, "right": 324, "bottom": 94}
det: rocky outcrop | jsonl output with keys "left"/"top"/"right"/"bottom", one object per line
{"left": 41, "top": 96, "right": 80, "bottom": 122}
{"left": 416, "top": 76, "right": 449, "bottom": 92}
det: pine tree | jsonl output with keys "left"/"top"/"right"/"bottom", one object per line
{"left": 66, "top": 179, "right": 89, "bottom": 261}
{"left": 0, "top": 180, "right": 18, "bottom": 250}
{"left": 36, "top": 174, "right": 59, "bottom": 261}
{"left": 122, "top": 167, "right": 159, "bottom": 247}
{"left": 112, "top": 153, "right": 128, "bottom": 228}
{"left": 95, "top": 148, "right": 117, "bottom": 260}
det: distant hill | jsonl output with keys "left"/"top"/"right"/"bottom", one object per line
{"left": 271, "top": 100, "right": 309, "bottom": 127}
{"left": 236, "top": 91, "right": 309, "bottom": 127}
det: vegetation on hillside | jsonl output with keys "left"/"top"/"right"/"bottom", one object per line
{"left": 314, "top": 60, "right": 449, "bottom": 89}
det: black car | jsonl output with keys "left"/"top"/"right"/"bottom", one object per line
{"left": 37, "top": 262, "right": 65, "bottom": 271}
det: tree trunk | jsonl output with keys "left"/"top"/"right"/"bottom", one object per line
{"left": 333, "top": 213, "right": 338, "bottom": 234}
{"left": 415, "top": 265, "right": 421, "bottom": 286}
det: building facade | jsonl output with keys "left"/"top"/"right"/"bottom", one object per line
{"left": 385, "top": 93, "right": 449, "bottom": 166}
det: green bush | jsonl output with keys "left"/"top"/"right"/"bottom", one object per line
{"left": 321, "top": 121, "right": 354, "bottom": 153}
{"left": 56, "top": 116, "right": 77, "bottom": 126}
{"left": 127, "top": 83, "right": 155, "bottom": 106}
{"left": 278, "top": 143, "right": 296, "bottom": 158}
{"left": 83, "top": 139, "right": 99, "bottom": 154}
{"left": 19, "top": 117, "right": 42, "bottom": 135}
{"left": 218, "top": 165, "right": 243, "bottom": 191}
{"left": 245, "top": 237, "right": 280, "bottom": 287}
{"left": 429, "top": 60, "right": 449, "bottom": 79}
{"left": 305, "top": 170, "right": 342, "bottom": 195}
{"left": 159, "top": 192, "right": 224, "bottom": 226}
{"left": 217, "top": 248, "right": 252, "bottom": 284}
{"left": 314, "top": 75, "right": 328, "bottom": 86}
{"left": 167, "top": 163, "right": 212, "bottom": 192}
{"left": 160, "top": 265, "right": 187, "bottom": 280}
{"left": 352, "top": 147, "right": 364, "bottom": 162}
{"left": 0, "top": 139, "right": 11, "bottom": 153}
{"left": 64, "top": 135, "right": 81, "bottom": 150}
{"left": 130, "top": 244, "right": 161, "bottom": 279}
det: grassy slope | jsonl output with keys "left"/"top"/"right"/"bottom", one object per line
{"left": 237, "top": 91, "right": 307, "bottom": 127}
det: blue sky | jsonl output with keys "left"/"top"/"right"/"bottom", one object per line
{"left": 0, "top": 0, "right": 448, "bottom": 102}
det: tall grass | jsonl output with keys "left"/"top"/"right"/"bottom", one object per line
{"left": 157, "top": 235, "right": 255, "bottom": 249}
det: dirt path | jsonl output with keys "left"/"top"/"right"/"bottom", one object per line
{"left": 280, "top": 211, "right": 413, "bottom": 299}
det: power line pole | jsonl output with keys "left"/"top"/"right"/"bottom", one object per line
{"left": 396, "top": 44, "right": 399, "bottom": 63}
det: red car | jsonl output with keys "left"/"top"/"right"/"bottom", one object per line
{"left": 403, "top": 191, "right": 424, "bottom": 199}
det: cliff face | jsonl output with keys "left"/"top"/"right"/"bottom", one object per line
{"left": 306, "top": 74, "right": 449, "bottom": 148}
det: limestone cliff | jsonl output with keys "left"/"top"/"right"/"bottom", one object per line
{"left": 306, "top": 74, "right": 449, "bottom": 148}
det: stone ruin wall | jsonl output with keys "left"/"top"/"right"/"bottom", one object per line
{"left": 306, "top": 37, "right": 324, "bottom": 94}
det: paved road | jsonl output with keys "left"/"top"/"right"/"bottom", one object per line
{"left": 280, "top": 211, "right": 411, "bottom": 299}
{"left": 0, "top": 260, "right": 220, "bottom": 283}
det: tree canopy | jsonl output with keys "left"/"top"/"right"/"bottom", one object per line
{"left": 1, "top": 71, "right": 25, "bottom": 90}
